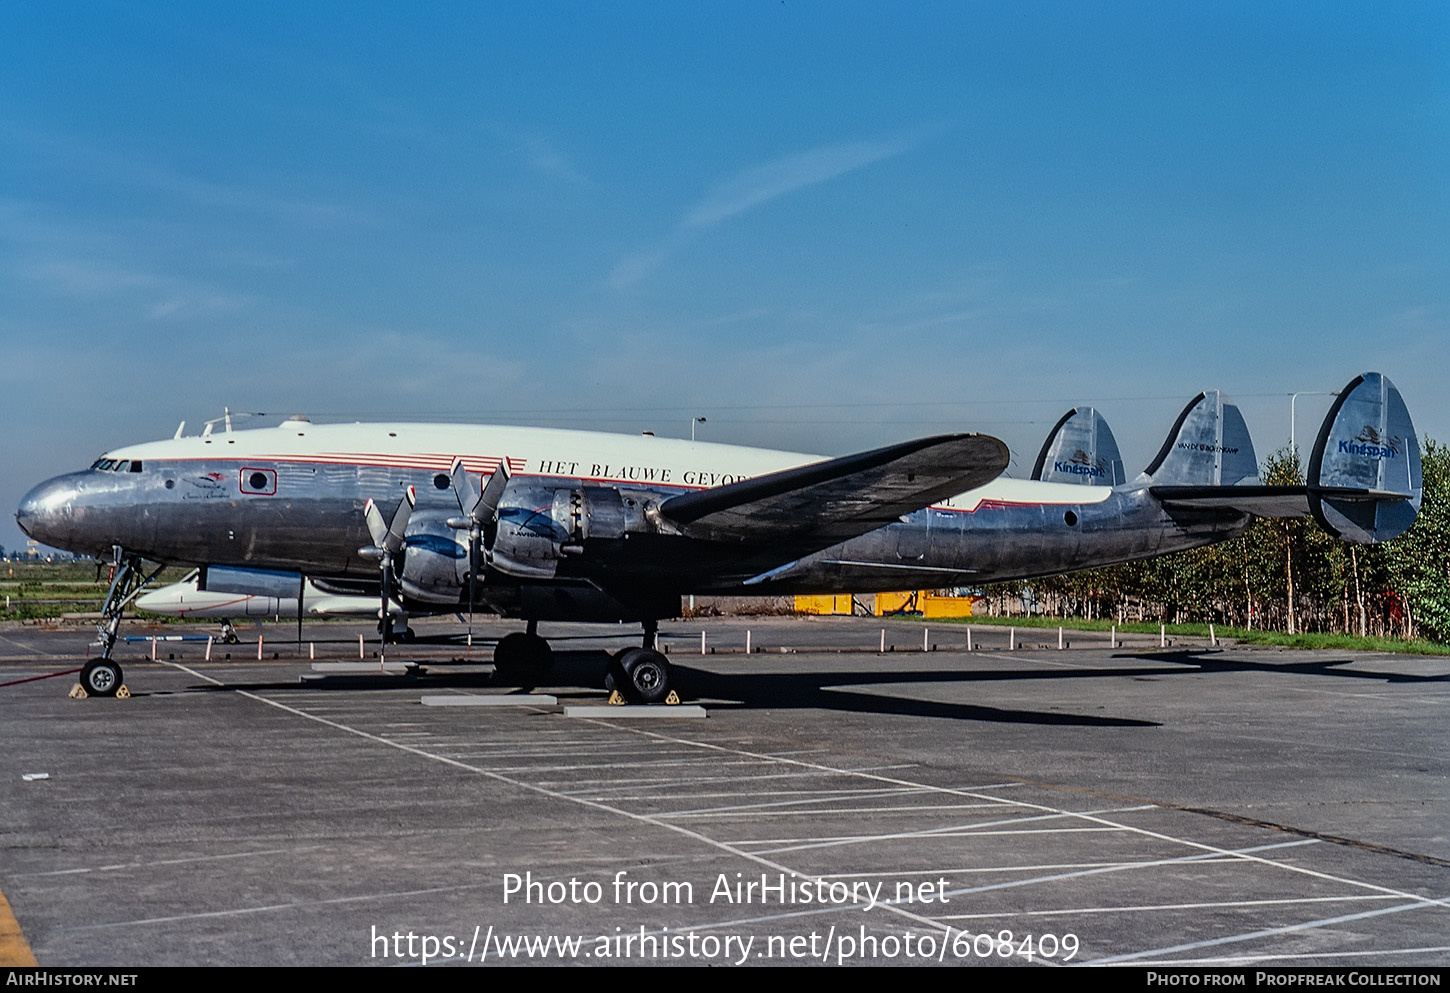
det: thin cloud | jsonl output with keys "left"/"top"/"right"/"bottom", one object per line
{"left": 517, "top": 135, "right": 590, "bottom": 185}
{"left": 610, "top": 137, "right": 913, "bottom": 289}
{"left": 683, "top": 139, "right": 910, "bottom": 229}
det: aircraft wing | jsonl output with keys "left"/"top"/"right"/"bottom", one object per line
{"left": 657, "top": 434, "right": 1009, "bottom": 550}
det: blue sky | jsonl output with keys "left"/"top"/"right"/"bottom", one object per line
{"left": 3, "top": 2, "right": 1447, "bottom": 554}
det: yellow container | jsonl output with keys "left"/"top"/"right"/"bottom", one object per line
{"left": 794, "top": 595, "right": 855, "bottom": 615}
{"left": 922, "top": 594, "right": 977, "bottom": 618}
{"left": 873, "top": 591, "right": 919, "bottom": 615}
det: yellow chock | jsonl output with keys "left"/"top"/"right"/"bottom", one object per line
{"left": 116, "top": 686, "right": 130, "bottom": 699}
{"left": 69, "top": 684, "right": 87, "bottom": 699}
{"left": 664, "top": 690, "right": 680, "bottom": 705}
{"left": 607, "top": 690, "right": 627, "bottom": 705}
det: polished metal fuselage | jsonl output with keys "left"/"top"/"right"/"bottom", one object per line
{"left": 16, "top": 421, "right": 1247, "bottom": 610}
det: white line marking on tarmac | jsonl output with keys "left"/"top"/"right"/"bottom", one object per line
{"left": 664, "top": 802, "right": 1023, "bottom": 820}
{"left": 939, "top": 893, "right": 1404, "bottom": 920}
{"left": 745, "top": 806, "right": 1143, "bottom": 855}
{"left": 602, "top": 721, "right": 1450, "bottom": 912}
{"left": 13, "top": 846, "right": 327, "bottom": 878}
{"left": 1087, "top": 899, "right": 1447, "bottom": 965}
{"left": 1146, "top": 944, "right": 1450, "bottom": 966}
{"left": 157, "top": 661, "right": 958, "bottom": 937}
{"left": 148, "top": 659, "right": 1448, "bottom": 960}
{"left": 50, "top": 882, "right": 494, "bottom": 932}
{"left": 658, "top": 788, "right": 963, "bottom": 818}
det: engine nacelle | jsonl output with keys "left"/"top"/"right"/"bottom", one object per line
{"left": 490, "top": 484, "right": 666, "bottom": 578}
{"left": 398, "top": 512, "right": 469, "bottom": 604}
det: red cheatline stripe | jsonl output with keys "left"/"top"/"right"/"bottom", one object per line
{"left": 0, "top": 668, "right": 83, "bottom": 688}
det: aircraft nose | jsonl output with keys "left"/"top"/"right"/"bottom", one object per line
{"left": 16, "top": 475, "right": 82, "bottom": 546}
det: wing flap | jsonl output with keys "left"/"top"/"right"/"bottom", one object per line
{"left": 659, "top": 434, "right": 1009, "bottom": 549}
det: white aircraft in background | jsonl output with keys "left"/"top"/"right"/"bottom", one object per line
{"left": 134, "top": 570, "right": 405, "bottom": 643}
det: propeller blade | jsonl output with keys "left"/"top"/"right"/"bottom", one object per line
{"left": 362, "top": 486, "right": 415, "bottom": 655}
{"left": 480, "top": 464, "right": 511, "bottom": 555}
{"left": 380, "top": 487, "right": 416, "bottom": 554}
{"left": 478, "top": 462, "right": 511, "bottom": 518}
{"left": 450, "top": 458, "right": 482, "bottom": 517}
{"left": 363, "top": 498, "right": 388, "bottom": 548}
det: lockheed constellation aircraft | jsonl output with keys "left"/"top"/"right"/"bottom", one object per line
{"left": 16, "top": 373, "right": 1421, "bottom": 703}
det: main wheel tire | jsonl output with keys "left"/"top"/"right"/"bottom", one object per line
{"left": 614, "top": 648, "right": 672, "bottom": 705}
{"left": 604, "top": 649, "right": 628, "bottom": 694}
{"left": 493, "top": 632, "right": 553, "bottom": 686}
{"left": 81, "top": 658, "right": 123, "bottom": 698}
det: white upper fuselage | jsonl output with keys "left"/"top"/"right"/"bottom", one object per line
{"left": 105, "top": 420, "right": 1112, "bottom": 513}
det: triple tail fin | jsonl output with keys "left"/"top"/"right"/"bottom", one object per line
{"left": 1031, "top": 407, "right": 1125, "bottom": 486}
{"left": 1307, "top": 372, "right": 1421, "bottom": 543}
{"left": 1145, "top": 373, "right": 1421, "bottom": 545}
{"left": 1138, "top": 390, "right": 1260, "bottom": 487}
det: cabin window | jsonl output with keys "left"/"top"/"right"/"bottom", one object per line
{"left": 129, "top": 461, "right": 143, "bottom": 472}
{"left": 239, "top": 467, "right": 277, "bottom": 495}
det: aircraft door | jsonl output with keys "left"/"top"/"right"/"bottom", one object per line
{"left": 894, "top": 508, "right": 932, "bottom": 562}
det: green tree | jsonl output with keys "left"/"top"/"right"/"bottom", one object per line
{"left": 1382, "top": 439, "right": 1450, "bottom": 641}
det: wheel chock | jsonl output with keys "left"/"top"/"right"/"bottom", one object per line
{"left": 664, "top": 690, "right": 680, "bottom": 705}
{"left": 69, "top": 684, "right": 88, "bottom": 699}
{"left": 116, "top": 686, "right": 130, "bottom": 699}
{"left": 607, "top": 690, "right": 627, "bottom": 705}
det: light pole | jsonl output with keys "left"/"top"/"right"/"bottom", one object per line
{"left": 691, "top": 416, "right": 706, "bottom": 442}
{"left": 1289, "top": 391, "right": 1338, "bottom": 455}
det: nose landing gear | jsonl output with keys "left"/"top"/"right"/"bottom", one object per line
{"left": 76, "top": 549, "right": 164, "bottom": 698}
{"left": 80, "top": 658, "right": 124, "bottom": 698}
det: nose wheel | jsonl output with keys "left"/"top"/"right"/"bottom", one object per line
{"left": 80, "top": 658, "right": 124, "bottom": 698}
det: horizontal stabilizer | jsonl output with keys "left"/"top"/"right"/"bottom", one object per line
{"left": 1031, "top": 407, "right": 1124, "bottom": 486}
{"left": 658, "top": 434, "right": 1009, "bottom": 552}
{"left": 1150, "top": 373, "right": 1421, "bottom": 545}
{"left": 1151, "top": 484, "right": 1311, "bottom": 518}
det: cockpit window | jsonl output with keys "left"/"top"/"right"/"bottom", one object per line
{"left": 89, "top": 458, "right": 143, "bottom": 472}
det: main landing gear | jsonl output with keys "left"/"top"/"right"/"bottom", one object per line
{"left": 490, "top": 619, "right": 676, "bottom": 704}
{"left": 492, "top": 621, "right": 554, "bottom": 687}
{"left": 604, "top": 619, "right": 674, "bottom": 705}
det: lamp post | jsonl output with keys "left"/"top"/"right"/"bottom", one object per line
{"left": 691, "top": 416, "right": 706, "bottom": 442}
{"left": 1289, "top": 391, "right": 1338, "bottom": 455}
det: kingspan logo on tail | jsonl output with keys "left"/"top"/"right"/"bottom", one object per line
{"left": 1053, "top": 449, "right": 1107, "bottom": 478}
{"left": 1339, "top": 426, "right": 1400, "bottom": 460}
